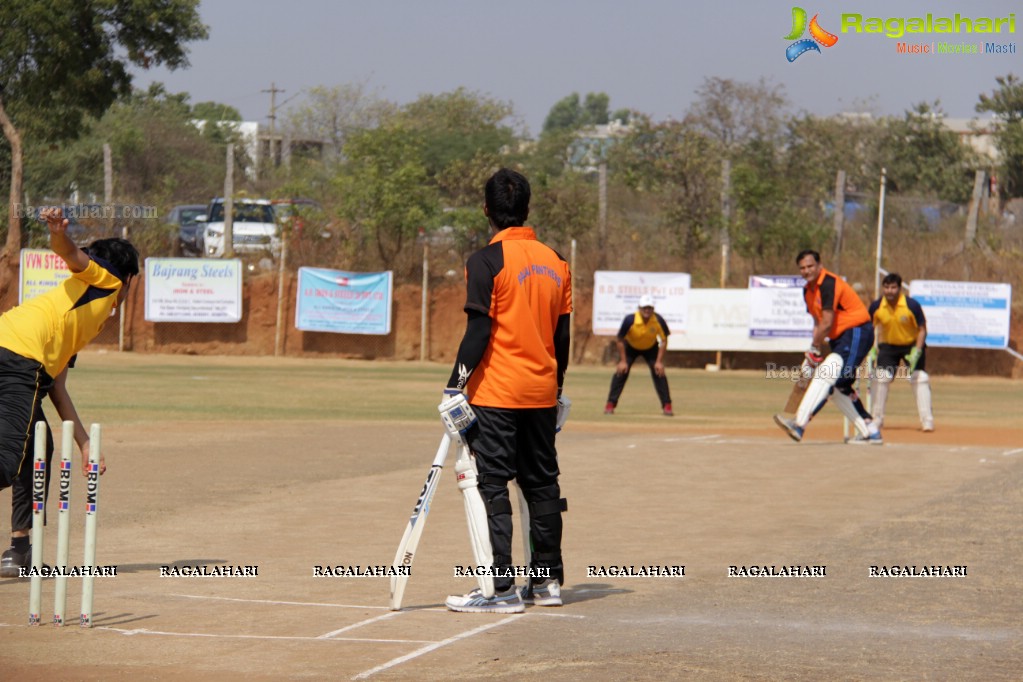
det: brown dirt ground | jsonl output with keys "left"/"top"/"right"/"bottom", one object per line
{"left": 1, "top": 409, "right": 1021, "bottom": 680}
{"left": 1, "top": 277, "right": 1020, "bottom": 679}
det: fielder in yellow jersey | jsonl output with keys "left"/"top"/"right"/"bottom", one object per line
{"left": 0, "top": 207, "right": 139, "bottom": 578}
{"left": 605, "top": 295, "right": 673, "bottom": 416}
{"left": 867, "top": 272, "right": 934, "bottom": 432}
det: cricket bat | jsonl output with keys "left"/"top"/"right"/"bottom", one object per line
{"left": 784, "top": 343, "right": 829, "bottom": 414}
{"left": 389, "top": 433, "right": 452, "bottom": 611}
{"left": 784, "top": 371, "right": 811, "bottom": 413}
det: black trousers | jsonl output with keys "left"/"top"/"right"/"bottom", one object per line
{"left": 0, "top": 348, "right": 54, "bottom": 532}
{"left": 466, "top": 405, "right": 564, "bottom": 592}
{"left": 606, "top": 342, "right": 671, "bottom": 407}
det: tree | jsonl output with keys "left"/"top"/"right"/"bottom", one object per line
{"left": 334, "top": 123, "right": 438, "bottom": 274}
{"left": 609, "top": 116, "right": 722, "bottom": 267}
{"left": 879, "top": 101, "right": 978, "bottom": 203}
{"left": 582, "top": 93, "right": 610, "bottom": 126}
{"left": 397, "top": 88, "right": 516, "bottom": 184}
{"left": 686, "top": 77, "right": 789, "bottom": 152}
{"left": 284, "top": 82, "right": 394, "bottom": 165}
{"left": 543, "top": 93, "right": 582, "bottom": 134}
{"left": 27, "top": 86, "right": 231, "bottom": 208}
{"left": 0, "top": 0, "right": 207, "bottom": 304}
{"left": 191, "top": 101, "right": 242, "bottom": 123}
{"left": 542, "top": 91, "right": 613, "bottom": 134}
{"left": 731, "top": 138, "right": 830, "bottom": 272}
{"left": 976, "top": 74, "right": 1023, "bottom": 198}
{"left": 783, "top": 113, "right": 883, "bottom": 198}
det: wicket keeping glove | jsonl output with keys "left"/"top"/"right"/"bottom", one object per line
{"left": 439, "top": 391, "right": 476, "bottom": 445}
{"left": 906, "top": 347, "right": 922, "bottom": 374}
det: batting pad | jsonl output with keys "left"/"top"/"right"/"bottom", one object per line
{"left": 513, "top": 481, "right": 531, "bottom": 568}
{"left": 911, "top": 370, "right": 934, "bottom": 423}
{"left": 454, "top": 447, "right": 495, "bottom": 597}
{"left": 832, "top": 390, "right": 870, "bottom": 438}
{"left": 870, "top": 379, "right": 891, "bottom": 423}
{"left": 795, "top": 354, "right": 842, "bottom": 426}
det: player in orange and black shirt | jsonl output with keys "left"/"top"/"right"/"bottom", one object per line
{"left": 774, "top": 249, "right": 882, "bottom": 445}
{"left": 0, "top": 207, "right": 138, "bottom": 577}
{"left": 443, "top": 169, "right": 571, "bottom": 613}
{"left": 604, "top": 295, "right": 673, "bottom": 416}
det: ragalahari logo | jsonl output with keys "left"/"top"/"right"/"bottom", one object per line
{"left": 784, "top": 7, "right": 839, "bottom": 61}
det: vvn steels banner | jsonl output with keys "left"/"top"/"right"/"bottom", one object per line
{"left": 295, "top": 268, "right": 393, "bottom": 335}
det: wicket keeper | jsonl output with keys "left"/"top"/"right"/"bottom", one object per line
{"left": 867, "top": 272, "right": 935, "bottom": 432}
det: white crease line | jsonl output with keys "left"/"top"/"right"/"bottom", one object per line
{"left": 659, "top": 435, "right": 724, "bottom": 443}
{"left": 1003, "top": 448, "right": 1023, "bottom": 457}
{"left": 101, "top": 626, "right": 433, "bottom": 644}
{"left": 173, "top": 594, "right": 389, "bottom": 609}
{"left": 353, "top": 615, "right": 521, "bottom": 680}
{"left": 409, "top": 606, "right": 584, "bottom": 619}
{"left": 172, "top": 594, "right": 582, "bottom": 618}
{"left": 318, "top": 612, "right": 400, "bottom": 639}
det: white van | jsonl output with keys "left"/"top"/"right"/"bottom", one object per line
{"left": 199, "top": 198, "right": 279, "bottom": 258}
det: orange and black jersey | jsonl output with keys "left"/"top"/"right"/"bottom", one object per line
{"left": 451, "top": 227, "right": 572, "bottom": 409}
{"left": 804, "top": 268, "right": 870, "bottom": 340}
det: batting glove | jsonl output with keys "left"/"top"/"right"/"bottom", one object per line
{"left": 804, "top": 346, "right": 824, "bottom": 368}
{"left": 555, "top": 395, "right": 572, "bottom": 433}
{"left": 867, "top": 346, "right": 878, "bottom": 365}
{"left": 439, "top": 392, "right": 476, "bottom": 444}
{"left": 906, "top": 347, "right": 922, "bottom": 374}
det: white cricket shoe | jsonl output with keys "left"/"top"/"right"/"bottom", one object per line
{"left": 520, "top": 579, "right": 563, "bottom": 607}
{"left": 446, "top": 587, "right": 525, "bottom": 614}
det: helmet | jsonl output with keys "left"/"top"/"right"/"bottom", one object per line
{"left": 638, "top": 295, "right": 654, "bottom": 309}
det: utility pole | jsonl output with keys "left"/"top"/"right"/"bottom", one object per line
{"left": 262, "top": 82, "right": 285, "bottom": 168}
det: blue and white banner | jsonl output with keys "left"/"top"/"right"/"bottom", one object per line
{"left": 748, "top": 275, "right": 813, "bottom": 339}
{"left": 295, "top": 268, "right": 392, "bottom": 335}
{"left": 909, "top": 280, "right": 1011, "bottom": 349}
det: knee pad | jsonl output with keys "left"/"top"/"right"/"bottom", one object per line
{"left": 520, "top": 484, "right": 567, "bottom": 518}
{"left": 479, "top": 484, "right": 513, "bottom": 519}
{"left": 910, "top": 369, "right": 929, "bottom": 387}
{"left": 519, "top": 484, "right": 566, "bottom": 585}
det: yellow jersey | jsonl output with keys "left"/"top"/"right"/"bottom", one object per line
{"left": 617, "top": 311, "right": 669, "bottom": 351}
{"left": 0, "top": 258, "right": 124, "bottom": 378}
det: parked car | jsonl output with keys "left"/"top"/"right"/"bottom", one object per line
{"left": 167, "top": 204, "right": 208, "bottom": 256}
{"left": 199, "top": 198, "right": 279, "bottom": 258}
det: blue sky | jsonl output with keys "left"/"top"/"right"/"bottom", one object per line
{"left": 132, "top": 0, "right": 1021, "bottom": 135}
